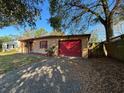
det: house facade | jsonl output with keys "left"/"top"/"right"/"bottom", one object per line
{"left": 19, "top": 34, "right": 90, "bottom": 58}
{"left": 2, "top": 40, "right": 19, "bottom": 52}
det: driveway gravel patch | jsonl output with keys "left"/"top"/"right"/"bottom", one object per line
{"left": 0, "top": 57, "right": 124, "bottom": 93}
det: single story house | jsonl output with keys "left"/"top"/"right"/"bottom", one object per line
{"left": 2, "top": 40, "right": 19, "bottom": 52}
{"left": 19, "top": 34, "right": 90, "bottom": 58}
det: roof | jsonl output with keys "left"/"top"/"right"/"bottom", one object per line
{"left": 19, "top": 34, "right": 91, "bottom": 41}
{"left": 2, "top": 40, "right": 18, "bottom": 45}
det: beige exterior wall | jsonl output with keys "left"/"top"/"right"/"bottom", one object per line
{"left": 19, "top": 36, "right": 89, "bottom": 58}
{"left": 19, "top": 42, "right": 28, "bottom": 53}
{"left": 31, "top": 39, "right": 59, "bottom": 55}
{"left": 31, "top": 39, "right": 46, "bottom": 54}
{"left": 81, "top": 38, "right": 89, "bottom": 58}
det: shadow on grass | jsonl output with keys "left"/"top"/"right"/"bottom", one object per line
{"left": 0, "top": 57, "right": 81, "bottom": 93}
{"left": 0, "top": 53, "right": 48, "bottom": 74}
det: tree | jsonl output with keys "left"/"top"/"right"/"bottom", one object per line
{"left": 22, "top": 29, "right": 34, "bottom": 39}
{"left": 0, "top": 36, "right": 13, "bottom": 51}
{"left": 49, "top": 16, "right": 62, "bottom": 31}
{"left": 89, "top": 30, "right": 99, "bottom": 43}
{"left": 0, "top": 0, "right": 43, "bottom": 28}
{"left": 21, "top": 28, "right": 48, "bottom": 39}
{"left": 34, "top": 28, "right": 48, "bottom": 37}
{"left": 49, "top": 0, "right": 62, "bottom": 31}
{"left": 49, "top": 0, "right": 123, "bottom": 42}
{"left": 50, "top": 30, "right": 64, "bottom": 35}
{"left": 0, "top": 36, "right": 13, "bottom": 42}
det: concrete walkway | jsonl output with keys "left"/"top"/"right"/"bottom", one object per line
{"left": 0, "top": 57, "right": 124, "bottom": 93}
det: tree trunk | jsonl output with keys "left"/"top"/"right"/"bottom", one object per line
{"left": 104, "top": 20, "right": 113, "bottom": 57}
{"left": 104, "top": 20, "right": 113, "bottom": 42}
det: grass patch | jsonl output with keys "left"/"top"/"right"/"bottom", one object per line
{"left": 0, "top": 49, "right": 17, "bottom": 56}
{"left": 0, "top": 53, "right": 47, "bottom": 74}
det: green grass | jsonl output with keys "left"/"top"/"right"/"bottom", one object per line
{"left": 0, "top": 49, "right": 18, "bottom": 56}
{"left": 0, "top": 52, "right": 47, "bottom": 74}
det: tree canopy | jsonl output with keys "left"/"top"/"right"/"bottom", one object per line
{"left": 21, "top": 28, "right": 48, "bottom": 39}
{"left": 49, "top": 0, "right": 124, "bottom": 42}
{"left": 49, "top": 0, "right": 62, "bottom": 31}
{"left": 49, "top": 16, "right": 62, "bottom": 31}
{"left": 89, "top": 30, "right": 99, "bottom": 43}
{"left": 0, "top": 36, "right": 13, "bottom": 43}
{"left": 49, "top": 30, "right": 64, "bottom": 35}
{"left": 0, "top": 36, "right": 13, "bottom": 51}
{"left": 0, "top": 0, "right": 43, "bottom": 28}
{"left": 34, "top": 28, "right": 48, "bottom": 37}
{"left": 22, "top": 30, "right": 34, "bottom": 39}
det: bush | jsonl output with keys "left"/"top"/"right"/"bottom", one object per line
{"left": 46, "top": 46, "right": 56, "bottom": 56}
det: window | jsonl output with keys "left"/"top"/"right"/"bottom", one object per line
{"left": 7, "top": 44, "right": 9, "bottom": 49}
{"left": 13, "top": 44, "right": 15, "bottom": 48}
{"left": 40, "top": 41, "right": 47, "bottom": 48}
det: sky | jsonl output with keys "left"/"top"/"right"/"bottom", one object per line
{"left": 0, "top": 0, "right": 52, "bottom": 36}
{"left": 0, "top": 0, "right": 124, "bottom": 41}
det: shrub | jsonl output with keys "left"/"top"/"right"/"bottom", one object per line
{"left": 46, "top": 46, "right": 56, "bottom": 56}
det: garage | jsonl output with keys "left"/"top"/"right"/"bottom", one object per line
{"left": 19, "top": 34, "right": 90, "bottom": 58}
{"left": 59, "top": 40, "right": 82, "bottom": 57}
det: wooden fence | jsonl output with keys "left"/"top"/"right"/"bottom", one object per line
{"left": 89, "top": 34, "right": 124, "bottom": 62}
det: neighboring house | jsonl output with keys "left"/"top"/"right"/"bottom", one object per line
{"left": 2, "top": 40, "right": 19, "bottom": 52}
{"left": 19, "top": 34, "right": 90, "bottom": 58}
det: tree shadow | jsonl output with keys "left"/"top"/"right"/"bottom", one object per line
{"left": 0, "top": 57, "right": 81, "bottom": 93}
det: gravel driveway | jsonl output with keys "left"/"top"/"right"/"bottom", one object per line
{"left": 0, "top": 57, "right": 124, "bottom": 93}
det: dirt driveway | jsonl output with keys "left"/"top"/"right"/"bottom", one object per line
{"left": 0, "top": 57, "right": 124, "bottom": 93}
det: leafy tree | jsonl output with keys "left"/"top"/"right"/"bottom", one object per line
{"left": 50, "top": 30, "right": 64, "bottom": 35}
{"left": 22, "top": 29, "right": 34, "bottom": 39}
{"left": 89, "top": 30, "right": 99, "bottom": 43}
{"left": 0, "top": 0, "right": 43, "bottom": 28}
{"left": 49, "top": 0, "right": 123, "bottom": 42}
{"left": 0, "top": 36, "right": 13, "bottom": 51}
{"left": 49, "top": 0, "right": 62, "bottom": 31}
{"left": 21, "top": 28, "right": 48, "bottom": 38}
{"left": 49, "top": 17, "right": 62, "bottom": 31}
{"left": 34, "top": 28, "right": 48, "bottom": 37}
{"left": 0, "top": 36, "right": 12, "bottom": 42}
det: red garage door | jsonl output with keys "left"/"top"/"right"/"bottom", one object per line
{"left": 59, "top": 40, "right": 82, "bottom": 57}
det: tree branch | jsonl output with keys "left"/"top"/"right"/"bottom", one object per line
{"left": 101, "top": 0, "right": 110, "bottom": 18}
{"left": 109, "top": 0, "right": 121, "bottom": 17}
{"left": 69, "top": 2, "right": 105, "bottom": 24}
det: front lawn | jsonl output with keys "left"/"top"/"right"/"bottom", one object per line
{"left": 0, "top": 49, "right": 17, "bottom": 56}
{"left": 0, "top": 53, "right": 47, "bottom": 74}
